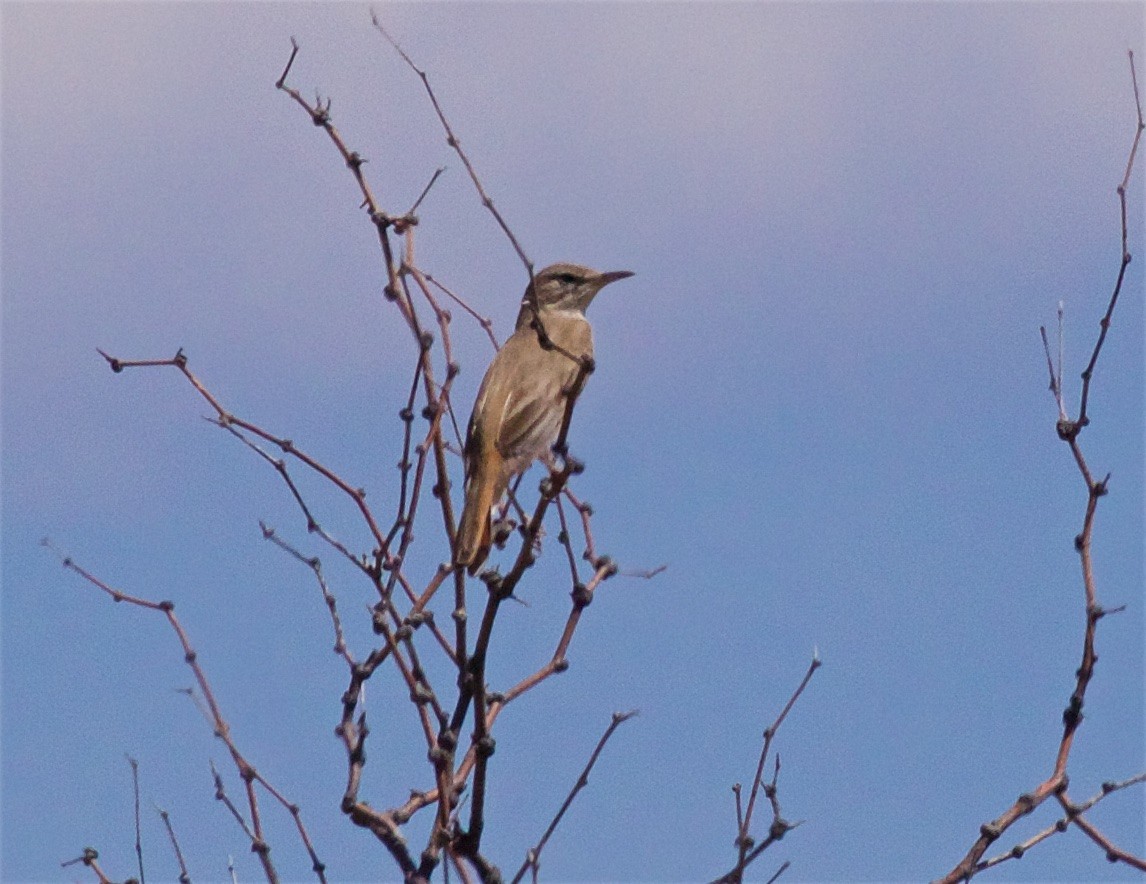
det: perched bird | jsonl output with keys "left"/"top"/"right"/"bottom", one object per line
{"left": 455, "top": 262, "right": 633, "bottom": 574}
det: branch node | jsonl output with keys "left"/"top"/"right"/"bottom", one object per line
{"left": 475, "top": 735, "right": 496, "bottom": 759}
{"left": 570, "top": 583, "right": 591, "bottom": 609}
{"left": 595, "top": 555, "right": 619, "bottom": 579}
{"left": 768, "top": 817, "right": 792, "bottom": 841}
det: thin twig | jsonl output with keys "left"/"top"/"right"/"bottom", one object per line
{"left": 43, "top": 539, "right": 345, "bottom": 884}
{"left": 764, "top": 861, "right": 791, "bottom": 884}
{"left": 127, "top": 755, "right": 145, "bottom": 884}
{"left": 708, "top": 653, "right": 819, "bottom": 884}
{"left": 1075, "top": 49, "right": 1143, "bottom": 429}
{"left": 740, "top": 654, "right": 821, "bottom": 854}
{"left": 156, "top": 805, "right": 192, "bottom": 884}
{"left": 371, "top": 14, "right": 533, "bottom": 277}
{"left": 408, "top": 166, "right": 446, "bottom": 216}
{"left": 976, "top": 772, "right": 1146, "bottom": 873}
{"left": 60, "top": 849, "right": 113, "bottom": 884}
{"left": 1062, "top": 791, "right": 1146, "bottom": 871}
{"left": 510, "top": 711, "right": 638, "bottom": 884}
{"left": 1038, "top": 325, "right": 1066, "bottom": 420}
{"left": 97, "top": 347, "right": 394, "bottom": 566}
{"left": 422, "top": 271, "right": 500, "bottom": 351}
{"left": 210, "top": 762, "right": 257, "bottom": 843}
{"left": 936, "top": 50, "right": 1144, "bottom": 883}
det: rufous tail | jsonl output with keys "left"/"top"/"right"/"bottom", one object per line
{"left": 456, "top": 464, "right": 498, "bottom": 575}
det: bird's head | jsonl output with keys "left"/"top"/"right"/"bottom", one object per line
{"left": 518, "top": 263, "right": 634, "bottom": 324}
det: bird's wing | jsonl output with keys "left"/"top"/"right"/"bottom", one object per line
{"left": 496, "top": 387, "right": 563, "bottom": 460}
{"left": 469, "top": 317, "right": 591, "bottom": 467}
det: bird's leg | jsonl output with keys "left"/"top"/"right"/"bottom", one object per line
{"left": 506, "top": 473, "right": 528, "bottom": 523}
{"left": 548, "top": 441, "right": 584, "bottom": 478}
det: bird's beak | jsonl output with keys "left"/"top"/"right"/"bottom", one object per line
{"left": 577, "top": 269, "right": 633, "bottom": 313}
{"left": 597, "top": 270, "right": 634, "bottom": 287}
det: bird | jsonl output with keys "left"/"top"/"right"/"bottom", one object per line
{"left": 455, "top": 262, "right": 634, "bottom": 574}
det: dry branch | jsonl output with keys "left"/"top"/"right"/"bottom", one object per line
{"left": 58, "top": 23, "right": 653, "bottom": 883}
{"left": 710, "top": 654, "right": 820, "bottom": 884}
{"left": 44, "top": 541, "right": 327, "bottom": 884}
{"left": 510, "top": 710, "right": 638, "bottom": 884}
{"left": 156, "top": 806, "right": 191, "bottom": 884}
{"left": 936, "top": 50, "right": 1145, "bottom": 883}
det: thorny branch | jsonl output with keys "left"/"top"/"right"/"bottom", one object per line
{"left": 60, "top": 848, "right": 114, "bottom": 884}
{"left": 62, "top": 22, "right": 656, "bottom": 884}
{"left": 279, "top": 31, "right": 652, "bottom": 878}
{"left": 1076, "top": 50, "right": 1144, "bottom": 429}
{"left": 127, "top": 755, "right": 145, "bottom": 884}
{"left": 55, "top": 12, "right": 669, "bottom": 875}
{"left": 511, "top": 710, "right": 638, "bottom": 884}
{"left": 937, "top": 50, "right": 1145, "bottom": 883}
{"left": 370, "top": 14, "right": 533, "bottom": 279}
{"left": 710, "top": 654, "right": 820, "bottom": 884}
{"left": 974, "top": 773, "right": 1146, "bottom": 873}
{"left": 43, "top": 541, "right": 327, "bottom": 884}
{"left": 48, "top": 16, "right": 1143, "bottom": 884}
{"left": 369, "top": 14, "right": 596, "bottom": 372}
{"left": 156, "top": 805, "right": 191, "bottom": 884}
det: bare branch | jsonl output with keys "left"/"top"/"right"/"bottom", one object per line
{"left": 936, "top": 50, "right": 1143, "bottom": 883}
{"left": 96, "top": 348, "right": 395, "bottom": 566}
{"left": 1062, "top": 792, "right": 1146, "bottom": 872}
{"left": 710, "top": 654, "right": 819, "bottom": 883}
{"left": 740, "top": 654, "right": 820, "bottom": 852}
{"left": 1075, "top": 49, "right": 1144, "bottom": 428}
{"left": 156, "top": 805, "right": 191, "bottom": 884}
{"left": 127, "top": 755, "right": 145, "bottom": 884}
{"left": 371, "top": 14, "right": 533, "bottom": 277}
{"left": 976, "top": 775, "right": 1146, "bottom": 873}
{"left": 764, "top": 861, "right": 791, "bottom": 884}
{"left": 43, "top": 539, "right": 338, "bottom": 884}
{"left": 510, "top": 711, "right": 638, "bottom": 884}
{"left": 60, "top": 848, "right": 114, "bottom": 884}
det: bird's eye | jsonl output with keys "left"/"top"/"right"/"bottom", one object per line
{"left": 557, "top": 273, "right": 579, "bottom": 285}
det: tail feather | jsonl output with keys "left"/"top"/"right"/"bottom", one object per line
{"left": 457, "top": 459, "right": 498, "bottom": 575}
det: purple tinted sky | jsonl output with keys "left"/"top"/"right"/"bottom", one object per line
{"left": 3, "top": 3, "right": 1143, "bottom": 882}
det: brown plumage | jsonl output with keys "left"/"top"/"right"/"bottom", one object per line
{"left": 455, "top": 263, "right": 633, "bottom": 574}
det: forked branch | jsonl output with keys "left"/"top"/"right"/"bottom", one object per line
{"left": 937, "top": 50, "right": 1145, "bottom": 883}
{"left": 711, "top": 653, "right": 821, "bottom": 884}
{"left": 43, "top": 541, "right": 327, "bottom": 884}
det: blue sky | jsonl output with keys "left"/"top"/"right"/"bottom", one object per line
{"left": 3, "top": 3, "right": 1143, "bottom": 882}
